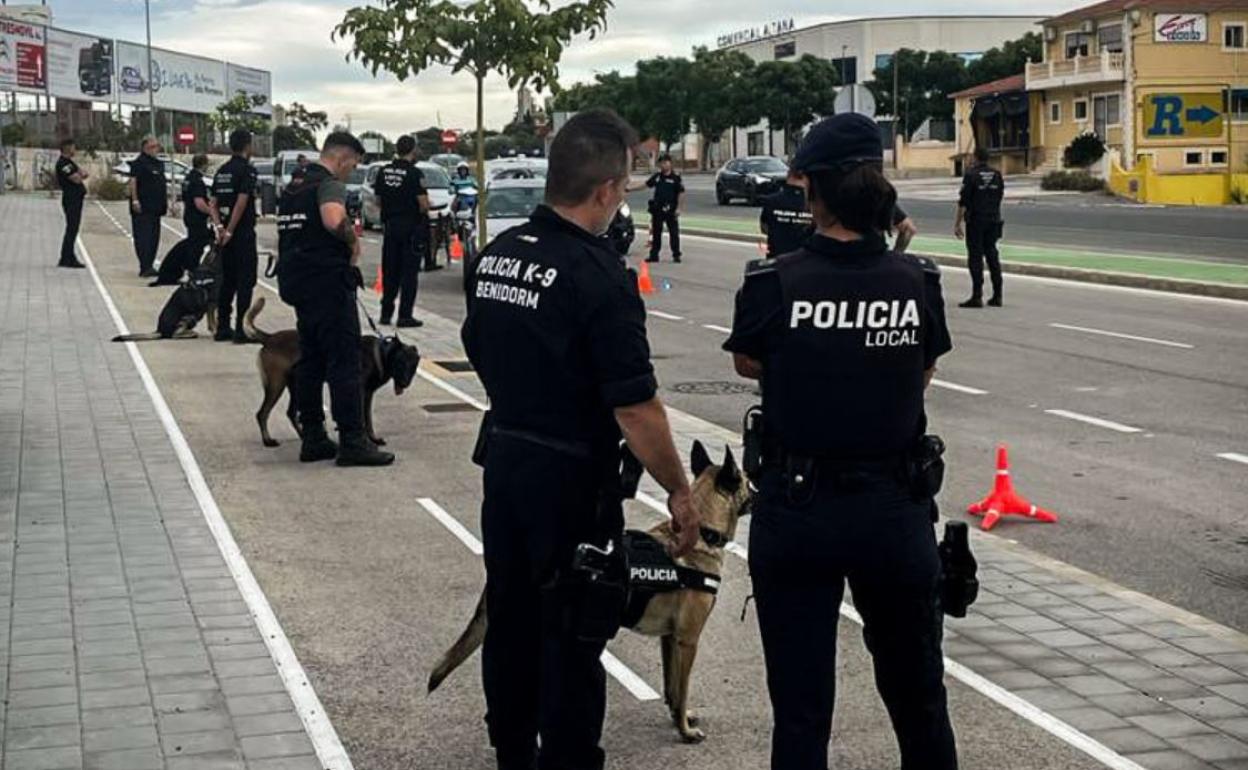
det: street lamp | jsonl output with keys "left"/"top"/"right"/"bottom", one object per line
{"left": 144, "top": 0, "right": 156, "bottom": 139}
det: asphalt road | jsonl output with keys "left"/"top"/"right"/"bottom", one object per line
{"left": 646, "top": 177, "right": 1248, "bottom": 264}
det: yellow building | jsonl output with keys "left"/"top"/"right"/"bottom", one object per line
{"left": 1025, "top": 0, "right": 1248, "bottom": 203}
{"left": 951, "top": 74, "right": 1046, "bottom": 175}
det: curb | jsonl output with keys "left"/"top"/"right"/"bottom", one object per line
{"left": 681, "top": 227, "right": 1248, "bottom": 302}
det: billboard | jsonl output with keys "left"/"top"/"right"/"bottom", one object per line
{"left": 116, "top": 41, "right": 228, "bottom": 114}
{"left": 0, "top": 18, "right": 46, "bottom": 92}
{"left": 226, "top": 63, "right": 273, "bottom": 116}
{"left": 47, "top": 29, "right": 115, "bottom": 101}
{"left": 1154, "top": 13, "right": 1208, "bottom": 43}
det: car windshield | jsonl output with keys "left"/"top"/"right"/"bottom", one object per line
{"left": 254, "top": 162, "right": 273, "bottom": 176}
{"left": 744, "top": 158, "right": 788, "bottom": 173}
{"left": 419, "top": 165, "right": 451, "bottom": 189}
{"left": 486, "top": 187, "right": 544, "bottom": 219}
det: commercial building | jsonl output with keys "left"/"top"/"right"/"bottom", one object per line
{"left": 719, "top": 15, "right": 1044, "bottom": 159}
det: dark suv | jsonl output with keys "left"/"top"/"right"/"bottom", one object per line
{"left": 715, "top": 156, "right": 789, "bottom": 206}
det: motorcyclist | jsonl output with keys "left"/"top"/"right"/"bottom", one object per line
{"left": 450, "top": 162, "right": 477, "bottom": 195}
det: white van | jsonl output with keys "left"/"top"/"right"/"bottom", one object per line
{"left": 272, "top": 149, "right": 318, "bottom": 197}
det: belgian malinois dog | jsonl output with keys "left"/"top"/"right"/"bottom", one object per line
{"left": 427, "top": 441, "right": 752, "bottom": 743}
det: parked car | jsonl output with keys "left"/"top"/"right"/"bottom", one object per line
{"left": 360, "top": 161, "right": 454, "bottom": 230}
{"left": 111, "top": 155, "right": 194, "bottom": 186}
{"left": 481, "top": 176, "right": 634, "bottom": 255}
{"left": 272, "top": 148, "right": 317, "bottom": 197}
{"left": 430, "top": 153, "right": 465, "bottom": 172}
{"left": 715, "top": 156, "right": 789, "bottom": 205}
{"left": 253, "top": 158, "right": 276, "bottom": 216}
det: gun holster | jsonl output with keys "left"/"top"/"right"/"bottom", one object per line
{"left": 563, "top": 537, "right": 628, "bottom": 642}
{"left": 907, "top": 434, "right": 946, "bottom": 503}
{"left": 938, "top": 521, "right": 979, "bottom": 618}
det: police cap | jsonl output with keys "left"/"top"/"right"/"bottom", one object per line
{"left": 791, "top": 113, "right": 883, "bottom": 174}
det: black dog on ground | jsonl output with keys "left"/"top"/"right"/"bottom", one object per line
{"left": 149, "top": 236, "right": 211, "bottom": 287}
{"left": 112, "top": 256, "right": 220, "bottom": 342}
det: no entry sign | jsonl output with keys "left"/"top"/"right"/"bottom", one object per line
{"left": 176, "top": 125, "right": 196, "bottom": 147}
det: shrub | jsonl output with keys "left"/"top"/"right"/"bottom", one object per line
{"left": 1041, "top": 170, "right": 1106, "bottom": 192}
{"left": 1231, "top": 186, "right": 1247, "bottom": 205}
{"left": 1063, "top": 131, "right": 1106, "bottom": 168}
{"left": 93, "top": 177, "right": 129, "bottom": 201}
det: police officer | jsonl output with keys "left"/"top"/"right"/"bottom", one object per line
{"left": 276, "top": 131, "right": 394, "bottom": 468}
{"left": 128, "top": 137, "right": 168, "bottom": 278}
{"left": 643, "top": 153, "right": 684, "bottom": 263}
{"left": 377, "top": 135, "right": 431, "bottom": 327}
{"left": 55, "top": 138, "right": 88, "bottom": 269}
{"left": 151, "top": 154, "right": 214, "bottom": 286}
{"left": 211, "top": 129, "right": 261, "bottom": 342}
{"left": 954, "top": 146, "right": 1005, "bottom": 307}
{"left": 462, "top": 108, "right": 702, "bottom": 770}
{"left": 724, "top": 113, "right": 957, "bottom": 770}
{"left": 762, "top": 171, "right": 920, "bottom": 259}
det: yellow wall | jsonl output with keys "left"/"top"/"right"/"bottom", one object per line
{"left": 895, "top": 139, "right": 956, "bottom": 173}
{"left": 1110, "top": 155, "right": 1248, "bottom": 205}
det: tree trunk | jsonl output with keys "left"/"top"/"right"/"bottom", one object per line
{"left": 475, "top": 72, "right": 487, "bottom": 249}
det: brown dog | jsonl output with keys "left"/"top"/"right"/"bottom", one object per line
{"left": 243, "top": 297, "right": 421, "bottom": 447}
{"left": 427, "top": 441, "right": 752, "bottom": 743}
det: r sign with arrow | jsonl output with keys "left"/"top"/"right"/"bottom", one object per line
{"left": 1146, "top": 93, "right": 1224, "bottom": 139}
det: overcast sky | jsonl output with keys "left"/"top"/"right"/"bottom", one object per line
{"left": 50, "top": 0, "right": 1073, "bottom": 136}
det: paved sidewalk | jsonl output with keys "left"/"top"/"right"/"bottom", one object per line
{"left": 0, "top": 195, "right": 331, "bottom": 770}
{"left": 414, "top": 298, "right": 1248, "bottom": 770}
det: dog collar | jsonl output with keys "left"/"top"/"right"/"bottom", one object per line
{"left": 699, "top": 526, "right": 730, "bottom": 549}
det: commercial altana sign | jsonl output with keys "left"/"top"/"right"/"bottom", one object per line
{"left": 717, "top": 18, "right": 795, "bottom": 48}
{"left": 1154, "top": 13, "right": 1208, "bottom": 43}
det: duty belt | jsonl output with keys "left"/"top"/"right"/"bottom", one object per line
{"left": 490, "top": 423, "right": 593, "bottom": 460}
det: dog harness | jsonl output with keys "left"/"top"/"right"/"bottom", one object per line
{"left": 621, "top": 529, "right": 722, "bottom": 629}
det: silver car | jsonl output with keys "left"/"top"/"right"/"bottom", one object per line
{"left": 481, "top": 177, "right": 545, "bottom": 245}
{"left": 361, "top": 161, "right": 454, "bottom": 230}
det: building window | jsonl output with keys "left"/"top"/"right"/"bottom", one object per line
{"left": 1096, "top": 94, "right": 1121, "bottom": 125}
{"left": 1224, "top": 23, "right": 1246, "bottom": 50}
{"left": 1184, "top": 150, "right": 1204, "bottom": 167}
{"left": 1065, "top": 32, "right": 1092, "bottom": 59}
{"left": 1226, "top": 88, "right": 1248, "bottom": 121}
{"left": 1210, "top": 150, "right": 1229, "bottom": 166}
{"left": 1074, "top": 99, "right": 1089, "bottom": 121}
{"left": 747, "top": 131, "right": 765, "bottom": 156}
{"left": 875, "top": 53, "right": 893, "bottom": 72}
{"left": 1099, "top": 24, "right": 1124, "bottom": 53}
{"left": 831, "top": 56, "right": 857, "bottom": 85}
{"left": 774, "top": 41, "right": 796, "bottom": 59}
{"left": 1050, "top": 101, "right": 1062, "bottom": 124}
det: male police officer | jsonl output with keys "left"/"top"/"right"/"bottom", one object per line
{"left": 277, "top": 132, "right": 393, "bottom": 468}
{"left": 378, "top": 135, "right": 431, "bottom": 327}
{"left": 152, "top": 154, "right": 214, "bottom": 286}
{"left": 55, "top": 138, "right": 88, "bottom": 269}
{"left": 954, "top": 146, "right": 1005, "bottom": 307}
{"left": 462, "top": 108, "right": 702, "bottom": 770}
{"left": 128, "top": 137, "right": 167, "bottom": 277}
{"left": 644, "top": 153, "right": 684, "bottom": 263}
{"left": 761, "top": 172, "right": 920, "bottom": 258}
{"left": 211, "top": 129, "right": 260, "bottom": 342}
{"left": 725, "top": 113, "right": 957, "bottom": 770}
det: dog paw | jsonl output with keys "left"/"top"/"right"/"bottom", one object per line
{"left": 679, "top": 726, "right": 707, "bottom": 744}
{"left": 263, "top": 439, "right": 280, "bottom": 448}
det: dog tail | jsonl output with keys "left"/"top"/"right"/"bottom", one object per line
{"left": 242, "top": 297, "right": 270, "bottom": 343}
{"left": 428, "top": 590, "right": 487, "bottom": 694}
{"left": 111, "top": 332, "right": 163, "bottom": 342}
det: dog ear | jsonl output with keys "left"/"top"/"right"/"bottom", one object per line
{"left": 691, "top": 440, "right": 712, "bottom": 479}
{"left": 716, "top": 446, "right": 742, "bottom": 493}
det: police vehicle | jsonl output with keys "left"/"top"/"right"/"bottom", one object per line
{"left": 479, "top": 175, "right": 635, "bottom": 256}
{"left": 715, "top": 155, "right": 789, "bottom": 206}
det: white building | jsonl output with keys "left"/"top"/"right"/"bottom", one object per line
{"left": 719, "top": 15, "right": 1044, "bottom": 160}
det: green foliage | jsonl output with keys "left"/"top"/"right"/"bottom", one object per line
{"left": 751, "top": 55, "right": 839, "bottom": 152}
{"left": 868, "top": 49, "right": 967, "bottom": 136}
{"left": 635, "top": 57, "right": 694, "bottom": 150}
{"left": 208, "top": 93, "right": 270, "bottom": 136}
{"left": 1041, "top": 170, "right": 1105, "bottom": 192}
{"left": 1063, "top": 132, "right": 1106, "bottom": 168}
{"left": 1230, "top": 185, "right": 1246, "bottom": 205}
{"left": 966, "top": 33, "right": 1042, "bottom": 85}
{"left": 272, "top": 102, "right": 326, "bottom": 152}
{"left": 688, "top": 47, "right": 759, "bottom": 165}
{"left": 93, "top": 177, "right": 129, "bottom": 200}
{"left": 1, "top": 122, "right": 27, "bottom": 147}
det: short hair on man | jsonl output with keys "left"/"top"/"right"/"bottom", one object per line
{"left": 322, "top": 131, "right": 366, "bottom": 157}
{"left": 396, "top": 135, "right": 416, "bottom": 157}
{"left": 59, "top": 137, "right": 75, "bottom": 151}
{"left": 192, "top": 154, "right": 209, "bottom": 170}
{"left": 229, "top": 129, "right": 253, "bottom": 153}
{"left": 974, "top": 146, "right": 990, "bottom": 164}
{"left": 545, "top": 109, "right": 639, "bottom": 207}
{"left": 657, "top": 153, "right": 672, "bottom": 164}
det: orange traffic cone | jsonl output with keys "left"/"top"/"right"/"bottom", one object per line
{"left": 967, "top": 445, "right": 1059, "bottom": 531}
{"left": 373, "top": 265, "right": 384, "bottom": 294}
{"left": 450, "top": 234, "right": 465, "bottom": 262}
{"left": 637, "top": 259, "right": 655, "bottom": 295}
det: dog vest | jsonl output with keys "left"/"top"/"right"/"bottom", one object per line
{"left": 621, "top": 530, "right": 721, "bottom": 629}
{"left": 155, "top": 267, "right": 218, "bottom": 338}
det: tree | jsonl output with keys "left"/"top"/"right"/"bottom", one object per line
{"left": 688, "top": 47, "right": 758, "bottom": 169}
{"left": 868, "top": 49, "right": 968, "bottom": 140}
{"left": 208, "top": 93, "right": 270, "bottom": 137}
{"left": 967, "top": 32, "right": 1043, "bottom": 86}
{"left": 415, "top": 126, "right": 446, "bottom": 158}
{"left": 635, "top": 56, "right": 693, "bottom": 152}
{"left": 750, "top": 55, "right": 839, "bottom": 156}
{"left": 272, "top": 101, "right": 327, "bottom": 151}
{"left": 335, "top": 0, "right": 613, "bottom": 246}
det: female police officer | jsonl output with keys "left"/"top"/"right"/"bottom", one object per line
{"left": 724, "top": 113, "right": 957, "bottom": 770}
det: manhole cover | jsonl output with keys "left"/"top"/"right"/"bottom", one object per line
{"left": 423, "top": 402, "right": 481, "bottom": 414}
{"left": 433, "top": 360, "right": 475, "bottom": 373}
{"left": 668, "top": 381, "right": 756, "bottom": 396}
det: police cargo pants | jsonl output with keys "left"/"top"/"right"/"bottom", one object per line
{"left": 294, "top": 289, "right": 364, "bottom": 435}
{"left": 131, "top": 211, "right": 162, "bottom": 273}
{"left": 965, "top": 220, "right": 1003, "bottom": 301}
{"left": 481, "top": 435, "right": 622, "bottom": 770}
{"left": 218, "top": 229, "right": 258, "bottom": 331}
{"left": 60, "top": 197, "right": 83, "bottom": 266}
{"left": 749, "top": 471, "right": 958, "bottom": 770}
{"left": 649, "top": 210, "right": 681, "bottom": 260}
{"left": 381, "top": 217, "right": 420, "bottom": 321}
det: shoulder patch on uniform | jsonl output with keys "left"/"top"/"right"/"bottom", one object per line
{"left": 745, "top": 258, "right": 777, "bottom": 276}
{"left": 518, "top": 234, "right": 538, "bottom": 244}
{"left": 902, "top": 253, "right": 941, "bottom": 275}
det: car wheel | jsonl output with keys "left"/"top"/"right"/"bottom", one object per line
{"left": 716, "top": 185, "right": 730, "bottom": 205}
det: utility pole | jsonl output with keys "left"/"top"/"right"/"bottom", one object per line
{"left": 892, "top": 51, "right": 900, "bottom": 169}
{"left": 144, "top": 0, "right": 156, "bottom": 140}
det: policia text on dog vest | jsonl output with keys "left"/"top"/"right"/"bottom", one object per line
{"left": 275, "top": 164, "right": 353, "bottom": 305}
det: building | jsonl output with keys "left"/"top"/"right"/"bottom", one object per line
{"left": 720, "top": 15, "right": 1044, "bottom": 159}
{"left": 951, "top": 74, "right": 1045, "bottom": 175}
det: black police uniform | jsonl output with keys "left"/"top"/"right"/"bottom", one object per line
{"left": 153, "top": 168, "right": 213, "bottom": 285}
{"left": 212, "top": 155, "right": 260, "bottom": 334}
{"left": 276, "top": 163, "right": 365, "bottom": 437}
{"left": 959, "top": 162, "right": 1005, "bottom": 303}
{"left": 55, "top": 154, "right": 86, "bottom": 267}
{"left": 129, "top": 153, "right": 168, "bottom": 275}
{"left": 761, "top": 187, "right": 913, "bottom": 259}
{"left": 462, "top": 205, "right": 656, "bottom": 770}
{"left": 377, "top": 158, "right": 427, "bottom": 323}
{"left": 645, "top": 170, "right": 684, "bottom": 262}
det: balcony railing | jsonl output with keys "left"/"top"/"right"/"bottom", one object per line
{"left": 1026, "top": 51, "right": 1125, "bottom": 88}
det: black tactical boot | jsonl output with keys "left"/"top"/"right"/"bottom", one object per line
{"left": 299, "top": 424, "right": 339, "bottom": 463}
{"left": 336, "top": 431, "right": 395, "bottom": 467}
{"left": 987, "top": 294, "right": 1003, "bottom": 307}
{"left": 958, "top": 296, "right": 984, "bottom": 309}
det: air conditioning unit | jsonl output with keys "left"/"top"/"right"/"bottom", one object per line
{"left": 1080, "top": 19, "right": 1097, "bottom": 34}
{"left": 1045, "top": 26, "right": 1058, "bottom": 41}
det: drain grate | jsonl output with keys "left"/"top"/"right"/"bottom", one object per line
{"left": 433, "top": 359, "right": 475, "bottom": 373}
{"left": 423, "top": 402, "right": 481, "bottom": 414}
{"left": 668, "top": 381, "right": 757, "bottom": 396}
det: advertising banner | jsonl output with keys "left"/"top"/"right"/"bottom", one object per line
{"left": 47, "top": 29, "right": 114, "bottom": 101}
{"left": 1154, "top": 13, "right": 1208, "bottom": 43}
{"left": 226, "top": 63, "right": 272, "bottom": 116}
{"left": 116, "top": 41, "right": 227, "bottom": 114}
{"left": 0, "top": 19, "right": 46, "bottom": 92}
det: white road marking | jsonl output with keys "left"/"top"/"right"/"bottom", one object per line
{"left": 931, "top": 379, "right": 989, "bottom": 396}
{"left": 416, "top": 498, "right": 660, "bottom": 702}
{"left": 1217, "top": 452, "right": 1248, "bottom": 466}
{"left": 702, "top": 324, "right": 732, "bottom": 334}
{"left": 1049, "top": 323, "right": 1194, "bottom": 349}
{"left": 78, "top": 236, "right": 354, "bottom": 770}
{"left": 647, "top": 310, "right": 684, "bottom": 321}
{"left": 416, "top": 369, "right": 489, "bottom": 412}
{"left": 1044, "top": 409, "right": 1143, "bottom": 434}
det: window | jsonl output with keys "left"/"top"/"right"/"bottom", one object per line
{"left": 1065, "top": 32, "right": 1092, "bottom": 59}
{"left": 831, "top": 56, "right": 857, "bottom": 84}
{"left": 1050, "top": 101, "right": 1062, "bottom": 123}
{"left": 747, "top": 131, "right": 765, "bottom": 156}
{"left": 875, "top": 53, "right": 894, "bottom": 71}
{"left": 1225, "top": 88, "right": 1248, "bottom": 121}
{"left": 1095, "top": 93, "right": 1121, "bottom": 125}
{"left": 1099, "top": 24, "right": 1124, "bottom": 53}
{"left": 1074, "top": 99, "right": 1089, "bottom": 121}
{"left": 1184, "top": 150, "right": 1204, "bottom": 166}
{"left": 1210, "top": 150, "right": 1229, "bottom": 166}
{"left": 774, "top": 41, "right": 796, "bottom": 59}
{"left": 1225, "top": 22, "right": 1246, "bottom": 50}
